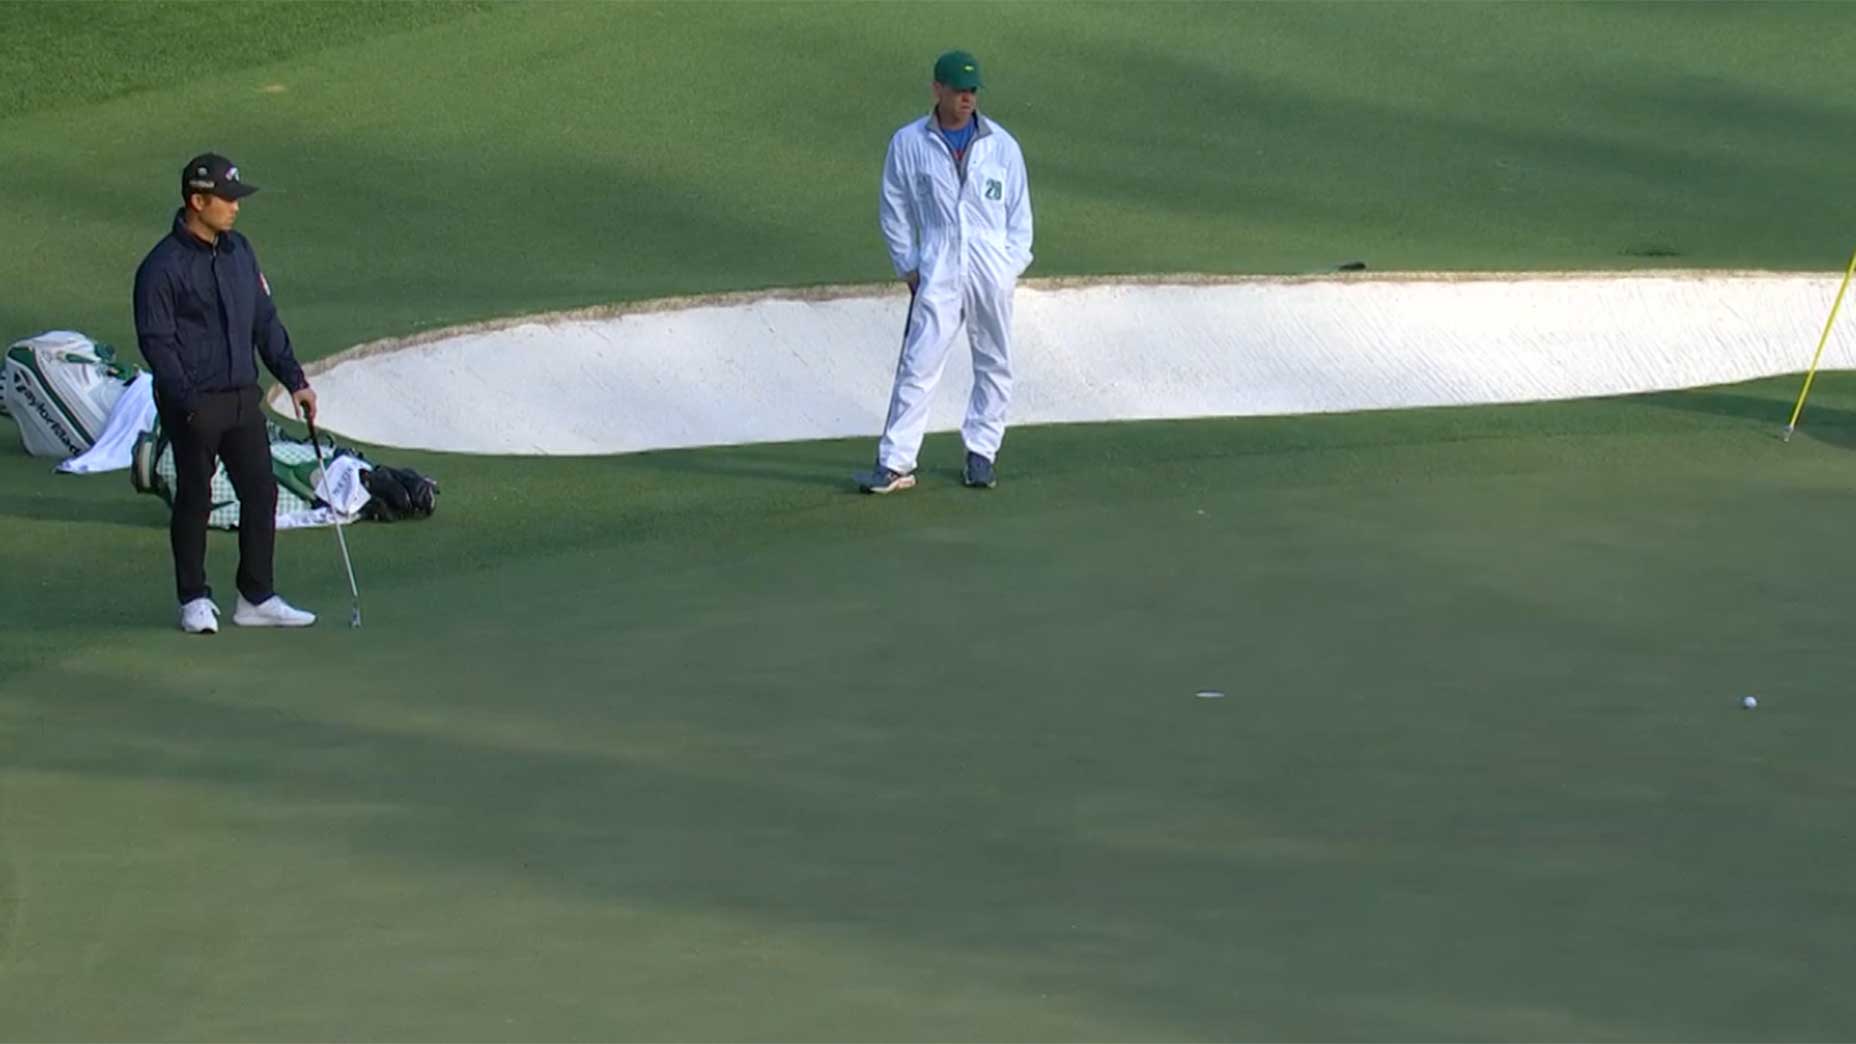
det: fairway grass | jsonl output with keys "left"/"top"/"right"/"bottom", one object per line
{"left": 5, "top": 2, "right": 1856, "bottom": 354}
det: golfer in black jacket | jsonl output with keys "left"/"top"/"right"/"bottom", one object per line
{"left": 133, "top": 153, "right": 319, "bottom": 634}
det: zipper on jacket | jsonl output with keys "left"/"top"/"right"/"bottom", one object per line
{"left": 929, "top": 111, "right": 992, "bottom": 185}
{"left": 213, "top": 249, "right": 234, "bottom": 385}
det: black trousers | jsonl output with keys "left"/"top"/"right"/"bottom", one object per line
{"left": 159, "top": 385, "right": 277, "bottom": 606}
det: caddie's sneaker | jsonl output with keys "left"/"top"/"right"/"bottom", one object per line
{"left": 233, "top": 595, "right": 317, "bottom": 628}
{"left": 962, "top": 451, "right": 996, "bottom": 489}
{"left": 179, "top": 597, "right": 220, "bottom": 635}
{"left": 856, "top": 463, "right": 916, "bottom": 495}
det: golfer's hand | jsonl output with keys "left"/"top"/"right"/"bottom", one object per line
{"left": 904, "top": 271, "right": 920, "bottom": 293}
{"left": 292, "top": 386, "right": 318, "bottom": 424}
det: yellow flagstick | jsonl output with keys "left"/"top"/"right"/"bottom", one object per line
{"left": 1783, "top": 246, "right": 1856, "bottom": 442}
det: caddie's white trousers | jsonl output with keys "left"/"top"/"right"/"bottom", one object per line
{"left": 877, "top": 275, "right": 1014, "bottom": 474}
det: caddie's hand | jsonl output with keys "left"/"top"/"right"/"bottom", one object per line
{"left": 292, "top": 386, "right": 318, "bottom": 424}
{"left": 905, "top": 271, "right": 920, "bottom": 293}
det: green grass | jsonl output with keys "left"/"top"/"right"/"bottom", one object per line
{"left": 0, "top": 1, "right": 488, "bottom": 119}
{"left": 3, "top": 2, "right": 1855, "bottom": 357}
{"left": 6, "top": 376, "right": 1856, "bottom": 1039}
{"left": 6, "top": 2, "right": 1856, "bottom": 1039}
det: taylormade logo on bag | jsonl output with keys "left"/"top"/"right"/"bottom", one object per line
{"left": 8, "top": 369, "right": 85, "bottom": 457}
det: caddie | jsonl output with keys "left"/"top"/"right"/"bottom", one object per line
{"left": 133, "top": 153, "right": 319, "bottom": 634}
{"left": 857, "top": 49, "right": 1034, "bottom": 493}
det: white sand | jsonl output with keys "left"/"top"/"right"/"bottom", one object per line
{"left": 279, "top": 272, "right": 1855, "bottom": 455}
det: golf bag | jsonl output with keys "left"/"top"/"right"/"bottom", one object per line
{"left": 129, "top": 416, "right": 440, "bottom": 530}
{"left": 131, "top": 416, "right": 355, "bottom": 530}
{"left": 3, "top": 331, "right": 141, "bottom": 457}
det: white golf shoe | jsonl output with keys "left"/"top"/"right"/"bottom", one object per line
{"left": 233, "top": 595, "right": 318, "bottom": 629}
{"left": 179, "top": 597, "right": 220, "bottom": 635}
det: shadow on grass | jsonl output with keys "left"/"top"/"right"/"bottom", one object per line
{"left": 8, "top": 584, "right": 1851, "bottom": 1040}
{"left": 8, "top": 409, "right": 1856, "bottom": 1038}
{"left": 624, "top": 440, "right": 867, "bottom": 493}
{"left": 0, "top": 674, "right": 1344, "bottom": 1039}
{"left": 1636, "top": 382, "right": 1856, "bottom": 453}
{"left": 0, "top": 489, "right": 164, "bottom": 529}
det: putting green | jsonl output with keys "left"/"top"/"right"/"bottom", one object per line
{"left": 8, "top": 379, "right": 1856, "bottom": 1039}
{"left": 4, "top": 3, "right": 1856, "bottom": 1039}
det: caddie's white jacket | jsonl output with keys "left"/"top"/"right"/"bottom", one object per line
{"left": 875, "top": 112, "right": 1034, "bottom": 473}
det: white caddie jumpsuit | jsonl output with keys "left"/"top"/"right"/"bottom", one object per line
{"left": 876, "top": 112, "right": 1034, "bottom": 474}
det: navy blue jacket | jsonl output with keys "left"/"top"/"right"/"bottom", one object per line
{"left": 132, "top": 209, "right": 307, "bottom": 413}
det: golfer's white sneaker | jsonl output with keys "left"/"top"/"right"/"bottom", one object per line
{"left": 179, "top": 597, "right": 220, "bottom": 635}
{"left": 233, "top": 595, "right": 317, "bottom": 628}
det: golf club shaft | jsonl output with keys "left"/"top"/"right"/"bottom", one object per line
{"left": 304, "top": 414, "right": 362, "bottom": 615}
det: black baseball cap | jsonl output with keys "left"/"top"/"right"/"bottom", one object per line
{"left": 180, "top": 153, "right": 258, "bottom": 201}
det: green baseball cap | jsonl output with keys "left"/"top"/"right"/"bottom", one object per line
{"left": 933, "top": 50, "right": 983, "bottom": 90}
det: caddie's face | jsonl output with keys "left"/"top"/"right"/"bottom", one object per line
{"left": 933, "top": 81, "right": 977, "bottom": 120}
{"left": 190, "top": 192, "right": 240, "bottom": 233}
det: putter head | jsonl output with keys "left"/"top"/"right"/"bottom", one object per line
{"left": 1782, "top": 425, "right": 1795, "bottom": 443}
{"left": 350, "top": 607, "right": 362, "bottom": 629}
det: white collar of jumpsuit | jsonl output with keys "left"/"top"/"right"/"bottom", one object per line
{"left": 922, "top": 109, "right": 992, "bottom": 143}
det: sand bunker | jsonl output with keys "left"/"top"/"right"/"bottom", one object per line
{"left": 278, "top": 272, "right": 1854, "bottom": 455}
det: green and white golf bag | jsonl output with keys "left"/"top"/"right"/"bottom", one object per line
{"left": 130, "top": 416, "right": 349, "bottom": 530}
{"left": 3, "top": 331, "right": 141, "bottom": 457}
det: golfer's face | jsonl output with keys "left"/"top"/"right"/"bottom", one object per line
{"left": 194, "top": 193, "right": 239, "bottom": 233}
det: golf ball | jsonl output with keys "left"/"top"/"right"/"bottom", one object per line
{"left": 1742, "top": 696, "right": 1758, "bottom": 710}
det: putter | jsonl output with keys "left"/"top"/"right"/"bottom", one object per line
{"left": 303, "top": 411, "right": 362, "bottom": 629}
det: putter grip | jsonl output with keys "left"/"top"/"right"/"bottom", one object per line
{"left": 306, "top": 418, "right": 327, "bottom": 464}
